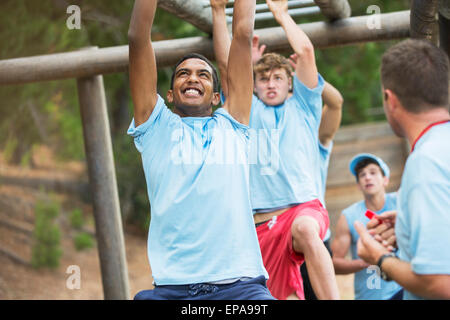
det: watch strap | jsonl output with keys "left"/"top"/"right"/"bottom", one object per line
{"left": 376, "top": 252, "right": 397, "bottom": 281}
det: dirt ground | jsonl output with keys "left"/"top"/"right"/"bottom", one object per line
{"left": 0, "top": 146, "right": 354, "bottom": 300}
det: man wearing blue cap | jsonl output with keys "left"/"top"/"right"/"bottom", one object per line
{"left": 331, "top": 153, "right": 403, "bottom": 300}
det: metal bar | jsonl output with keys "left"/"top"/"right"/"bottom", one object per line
{"left": 313, "top": 0, "right": 351, "bottom": 21}
{"left": 255, "top": 6, "right": 321, "bottom": 22}
{"left": 410, "top": 0, "right": 439, "bottom": 44}
{"left": 76, "top": 48, "right": 130, "bottom": 300}
{"left": 158, "top": 0, "right": 213, "bottom": 34}
{"left": 255, "top": 10, "right": 410, "bottom": 53}
{"left": 0, "top": 11, "right": 411, "bottom": 86}
{"left": 225, "top": 0, "right": 315, "bottom": 14}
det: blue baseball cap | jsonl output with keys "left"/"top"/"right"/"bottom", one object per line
{"left": 349, "top": 153, "right": 390, "bottom": 179}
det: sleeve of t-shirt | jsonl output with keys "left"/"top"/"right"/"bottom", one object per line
{"left": 221, "top": 90, "right": 259, "bottom": 127}
{"left": 319, "top": 140, "right": 333, "bottom": 163}
{"left": 214, "top": 107, "right": 250, "bottom": 139}
{"left": 292, "top": 73, "right": 325, "bottom": 127}
{"left": 406, "top": 183, "right": 450, "bottom": 275}
{"left": 127, "top": 94, "right": 180, "bottom": 153}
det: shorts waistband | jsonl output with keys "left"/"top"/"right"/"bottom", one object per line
{"left": 154, "top": 276, "right": 265, "bottom": 297}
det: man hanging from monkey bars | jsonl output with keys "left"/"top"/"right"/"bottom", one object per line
{"left": 127, "top": 0, "right": 273, "bottom": 300}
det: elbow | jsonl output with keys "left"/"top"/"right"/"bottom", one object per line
{"left": 295, "top": 43, "right": 315, "bottom": 59}
{"left": 336, "top": 95, "right": 344, "bottom": 110}
{"left": 128, "top": 29, "right": 140, "bottom": 44}
{"left": 232, "top": 23, "right": 253, "bottom": 44}
{"left": 425, "top": 278, "right": 450, "bottom": 299}
{"left": 128, "top": 27, "right": 148, "bottom": 46}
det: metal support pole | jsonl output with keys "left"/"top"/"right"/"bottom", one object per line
{"left": 76, "top": 49, "right": 130, "bottom": 300}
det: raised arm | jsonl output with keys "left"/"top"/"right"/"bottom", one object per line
{"left": 224, "top": 0, "right": 256, "bottom": 125}
{"left": 267, "top": 0, "right": 318, "bottom": 88}
{"left": 319, "top": 82, "right": 344, "bottom": 147}
{"left": 128, "top": 0, "right": 158, "bottom": 127}
{"left": 211, "top": 0, "right": 232, "bottom": 98}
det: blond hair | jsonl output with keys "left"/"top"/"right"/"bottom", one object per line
{"left": 254, "top": 53, "right": 293, "bottom": 79}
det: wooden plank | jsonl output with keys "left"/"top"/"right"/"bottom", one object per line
{"left": 158, "top": 0, "right": 213, "bottom": 34}
{"left": 76, "top": 54, "right": 130, "bottom": 300}
{"left": 332, "top": 122, "right": 396, "bottom": 143}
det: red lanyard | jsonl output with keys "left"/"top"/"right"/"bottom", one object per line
{"left": 411, "top": 120, "right": 450, "bottom": 152}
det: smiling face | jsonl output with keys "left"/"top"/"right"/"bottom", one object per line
{"left": 167, "top": 58, "right": 220, "bottom": 117}
{"left": 356, "top": 163, "right": 388, "bottom": 197}
{"left": 254, "top": 68, "right": 292, "bottom": 106}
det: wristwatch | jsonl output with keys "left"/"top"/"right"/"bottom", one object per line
{"left": 376, "top": 252, "right": 397, "bottom": 281}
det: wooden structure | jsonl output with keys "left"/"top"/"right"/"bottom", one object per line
{"left": 0, "top": 0, "right": 447, "bottom": 300}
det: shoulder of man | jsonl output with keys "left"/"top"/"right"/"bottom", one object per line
{"left": 342, "top": 200, "right": 365, "bottom": 219}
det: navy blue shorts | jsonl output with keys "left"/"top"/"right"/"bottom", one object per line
{"left": 134, "top": 275, "right": 276, "bottom": 300}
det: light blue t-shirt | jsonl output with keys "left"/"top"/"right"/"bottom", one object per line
{"left": 127, "top": 95, "right": 268, "bottom": 285}
{"left": 318, "top": 141, "right": 333, "bottom": 241}
{"left": 343, "top": 192, "right": 402, "bottom": 300}
{"left": 249, "top": 74, "right": 325, "bottom": 211}
{"left": 396, "top": 121, "right": 450, "bottom": 300}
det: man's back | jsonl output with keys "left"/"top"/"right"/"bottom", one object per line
{"left": 396, "top": 121, "right": 450, "bottom": 300}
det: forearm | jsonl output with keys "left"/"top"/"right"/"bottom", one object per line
{"left": 382, "top": 257, "right": 450, "bottom": 299}
{"left": 128, "top": 0, "right": 157, "bottom": 42}
{"left": 232, "top": 0, "right": 254, "bottom": 41}
{"left": 333, "top": 257, "right": 368, "bottom": 275}
{"left": 128, "top": 0, "right": 158, "bottom": 126}
{"left": 273, "top": 9, "right": 317, "bottom": 88}
{"left": 211, "top": 5, "right": 231, "bottom": 97}
{"left": 275, "top": 12, "right": 314, "bottom": 59}
{"left": 319, "top": 82, "right": 343, "bottom": 146}
{"left": 225, "top": 0, "right": 255, "bottom": 125}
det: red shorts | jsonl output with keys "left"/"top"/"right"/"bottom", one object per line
{"left": 256, "top": 199, "right": 329, "bottom": 300}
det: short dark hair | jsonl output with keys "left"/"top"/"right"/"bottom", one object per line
{"left": 354, "top": 158, "right": 385, "bottom": 181}
{"left": 170, "top": 53, "right": 220, "bottom": 93}
{"left": 381, "top": 39, "right": 449, "bottom": 113}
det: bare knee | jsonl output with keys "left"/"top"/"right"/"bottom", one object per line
{"left": 291, "top": 216, "right": 321, "bottom": 254}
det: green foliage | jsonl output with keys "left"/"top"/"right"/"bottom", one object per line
{"left": 73, "top": 232, "right": 95, "bottom": 251}
{"left": 31, "top": 198, "right": 62, "bottom": 269}
{"left": 69, "top": 208, "right": 84, "bottom": 230}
